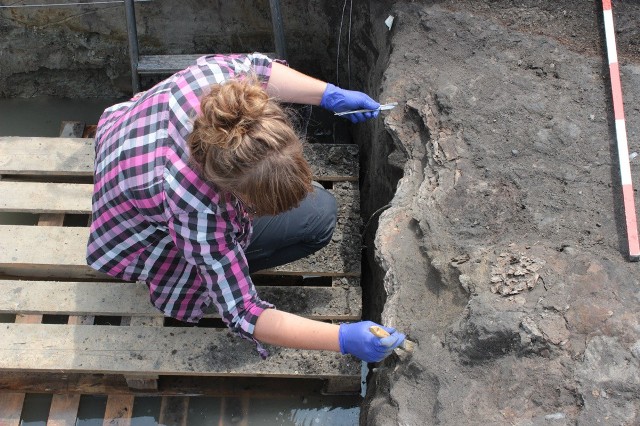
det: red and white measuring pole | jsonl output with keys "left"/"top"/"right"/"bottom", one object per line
{"left": 602, "top": 0, "right": 640, "bottom": 261}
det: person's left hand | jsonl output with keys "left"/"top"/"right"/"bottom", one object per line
{"left": 320, "top": 83, "right": 380, "bottom": 124}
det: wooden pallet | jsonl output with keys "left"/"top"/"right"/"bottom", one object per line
{"left": 0, "top": 390, "right": 361, "bottom": 425}
{"left": 0, "top": 125, "right": 363, "bottom": 399}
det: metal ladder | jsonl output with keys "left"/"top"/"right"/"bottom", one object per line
{"left": 123, "top": 0, "right": 287, "bottom": 93}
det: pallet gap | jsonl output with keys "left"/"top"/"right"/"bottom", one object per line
{"left": 0, "top": 313, "right": 17, "bottom": 323}
{"left": 63, "top": 214, "right": 91, "bottom": 227}
{"left": 41, "top": 314, "right": 70, "bottom": 324}
{"left": 0, "top": 175, "right": 94, "bottom": 184}
{"left": 94, "top": 315, "right": 123, "bottom": 326}
{"left": 20, "top": 393, "right": 53, "bottom": 424}
{"left": 164, "top": 317, "right": 226, "bottom": 329}
{"left": 251, "top": 275, "right": 333, "bottom": 287}
{"left": 317, "top": 180, "right": 334, "bottom": 190}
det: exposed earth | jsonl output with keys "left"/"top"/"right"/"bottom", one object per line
{"left": 361, "top": 1, "right": 640, "bottom": 424}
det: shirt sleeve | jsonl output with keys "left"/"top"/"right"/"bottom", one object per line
{"left": 167, "top": 209, "right": 274, "bottom": 358}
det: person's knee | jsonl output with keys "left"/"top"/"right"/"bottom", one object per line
{"left": 308, "top": 188, "right": 337, "bottom": 248}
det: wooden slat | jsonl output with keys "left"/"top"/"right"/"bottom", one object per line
{"left": 0, "top": 392, "right": 25, "bottom": 426}
{"left": 0, "top": 225, "right": 105, "bottom": 280}
{"left": 122, "top": 316, "right": 161, "bottom": 390}
{"left": 0, "top": 281, "right": 361, "bottom": 320}
{"left": 103, "top": 395, "right": 135, "bottom": 426}
{"left": 158, "top": 396, "right": 188, "bottom": 426}
{"left": 137, "top": 54, "right": 276, "bottom": 75}
{"left": 68, "top": 316, "right": 94, "bottom": 326}
{"left": 0, "top": 137, "right": 94, "bottom": 176}
{"left": 267, "top": 215, "right": 361, "bottom": 275}
{"left": 0, "top": 137, "right": 358, "bottom": 180}
{"left": 220, "top": 396, "right": 249, "bottom": 426}
{"left": 0, "top": 372, "right": 361, "bottom": 398}
{"left": 15, "top": 314, "right": 42, "bottom": 324}
{"left": 0, "top": 219, "right": 360, "bottom": 278}
{"left": 47, "top": 394, "right": 80, "bottom": 426}
{"left": 0, "top": 182, "right": 92, "bottom": 214}
{"left": 9, "top": 293, "right": 42, "bottom": 424}
{"left": 303, "top": 144, "right": 359, "bottom": 182}
{"left": 0, "top": 324, "right": 361, "bottom": 378}
{"left": 137, "top": 54, "right": 203, "bottom": 74}
{"left": 0, "top": 181, "right": 357, "bottom": 218}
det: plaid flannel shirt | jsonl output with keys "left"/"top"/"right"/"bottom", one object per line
{"left": 87, "top": 53, "right": 275, "bottom": 358}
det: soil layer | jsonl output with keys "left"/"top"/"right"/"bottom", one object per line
{"left": 363, "top": 1, "right": 640, "bottom": 424}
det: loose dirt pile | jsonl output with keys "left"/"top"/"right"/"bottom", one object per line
{"left": 363, "top": 1, "right": 640, "bottom": 424}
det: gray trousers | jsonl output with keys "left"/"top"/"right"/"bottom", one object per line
{"left": 245, "top": 185, "right": 337, "bottom": 273}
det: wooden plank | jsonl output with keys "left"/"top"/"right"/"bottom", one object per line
{"left": 267, "top": 216, "right": 361, "bottom": 275}
{"left": 220, "top": 396, "right": 249, "bottom": 426}
{"left": 103, "top": 395, "right": 134, "bottom": 426}
{"left": 68, "top": 316, "right": 94, "bottom": 326}
{"left": 0, "top": 182, "right": 92, "bottom": 214}
{"left": 0, "top": 324, "right": 361, "bottom": 378}
{"left": 0, "top": 281, "right": 361, "bottom": 320}
{"left": 137, "top": 54, "right": 203, "bottom": 74}
{"left": 9, "top": 294, "right": 43, "bottom": 424}
{"left": 137, "top": 53, "right": 275, "bottom": 75}
{"left": 324, "top": 376, "right": 361, "bottom": 394}
{"left": 15, "top": 314, "right": 42, "bottom": 324}
{"left": 0, "top": 225, "right": 108, "bottom": 280}
{"left": 158, "top": 396, "right": 188, "bottom": 426}
{"left": 38, "top": 212, "right": 64, "bottom": 228}
{"left": 0, "top": 137, "right": 358, "bottom": 180}
{"left": 303, "top": 144, "right": 359, "bottom": 182}
{"left": 47, "top": 394, "right": 80, "bottom": 426}
{"left": 0, "top": 372, "right": 361, "bottom": 398}
{"left": 0, "top": 137, "right": 94, "bottom": 176}
{"left": 124, "top": 375, "right": 158, "bottom": 391}
{"left": 121, "top": 317, "right": 162, "bottom": 390}
{"left": 121, "top": 317, "right": 164, "bottom": 327}
{"left": 0, "top": 180, "right": 356, "bottom": 216}
{"left": 0, "top": 218, "right": 360, "bottom": 278}
{"left": 0, "top": 392, "right": 25, "bottom": 426}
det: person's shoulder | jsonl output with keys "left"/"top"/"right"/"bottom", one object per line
{"left": 162, "top": 158, "right": 225, "bottom": 215}
{"left": 196, "top": 53, "right": 273, "bottom": 78}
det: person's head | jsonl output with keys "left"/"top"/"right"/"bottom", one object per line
{"left": 188, "top": 77, "right": 313, "bottom": 216}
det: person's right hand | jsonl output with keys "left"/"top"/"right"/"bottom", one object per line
{"left": 320, "top": 83, "right": 380, "bottom": 124}
{"left": 338, "top": 321, "right": 405, "bottom": 362}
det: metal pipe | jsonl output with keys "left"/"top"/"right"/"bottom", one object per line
{"left": 124, "top": 0, "right": 140, "bottom": 93}
{"left": 268, "top": 0, "right": 287, "bottom": 60}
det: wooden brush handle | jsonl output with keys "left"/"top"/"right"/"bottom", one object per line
{"left": 369, "top": 325, "right": 391, "bottom": 338}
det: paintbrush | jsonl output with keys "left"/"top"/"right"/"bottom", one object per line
{"left": 369, "top": 325, "right": 415, "bottom": 352}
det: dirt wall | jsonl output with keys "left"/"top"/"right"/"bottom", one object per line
{"left": 362, "top": 1, "right": 640, "bottom": 424}
{"left": 0, "top": 0, "right": 350, "bottom": 97}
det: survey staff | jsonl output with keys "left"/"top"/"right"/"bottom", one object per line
{"left": 87, "top": 53, "right": 404, "bottom": 362}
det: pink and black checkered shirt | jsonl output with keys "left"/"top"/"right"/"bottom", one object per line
{"left": 87, "top": 53, "right": 274, "bottom": 357}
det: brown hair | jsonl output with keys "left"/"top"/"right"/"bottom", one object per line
{"left": 187, "top": 78, "right": 313, "bottom": 216}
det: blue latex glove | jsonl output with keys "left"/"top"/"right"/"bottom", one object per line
{"left": 320, "top": 83, "right": 380, "bottom": 124}
{"left": 338, "top": 321, "right": 406, "bottom": 362}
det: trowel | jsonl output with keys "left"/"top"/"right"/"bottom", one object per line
{"left": 334, "top": 102, "right": 398, "bottom": 117}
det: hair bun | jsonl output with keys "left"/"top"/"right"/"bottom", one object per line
{"left": 196, "top": 79, "right": 269, "bottom": 150}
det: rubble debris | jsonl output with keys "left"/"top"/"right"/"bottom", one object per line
{"left": 490, "top": 253, "right": 545, "bottom": 296}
